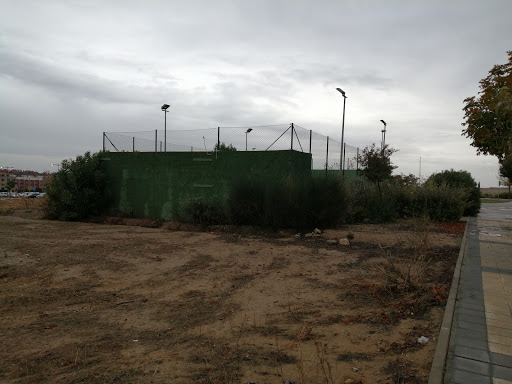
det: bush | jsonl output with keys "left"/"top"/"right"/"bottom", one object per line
{"left": 345, "top": 179, "right": 466, "bottom": 223}
{"left": 174, "top": 198, "right": 227, "bottom": 226}
{"left": 492, "top": 190, "right": 511, "bottom": 199}
{"left": 44, "top": 152, "right": 107, "bottom": 221}
{"left": 228, "top": 176, "right": 347, "bottom": 230}
{"left": 345, "top": 180, "right": 398, "bottom": 223}
{"left": 226, "top": 178, "right": 267, "bottom": 226}
{"left": 418, "top": 183, "right": 466, "bottom": 222}
{"left": 426, "top": 169, "right": 480, "bottom": 216}
{"left": 307, "top": 176, "right": 348, "bottom": 227}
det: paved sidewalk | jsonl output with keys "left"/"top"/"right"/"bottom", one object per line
{"left": 444, "top": 202, "right": 512, "bottom": 384}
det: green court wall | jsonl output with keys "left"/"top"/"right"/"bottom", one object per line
{"left": 101, "top": 150, "right": 312, "bottom": 219}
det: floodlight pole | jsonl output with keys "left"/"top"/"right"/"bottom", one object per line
{"left": 161, "top": 104, "right": 170, "bottom": 152}
{"left": 245, "top": 128, "right": 252, "bottom": 151}
{"left": 380, "top": 119, "right": 387, "bottom": 151}
{"left": 336, "top": 88, "right": 347, "bottom": 175}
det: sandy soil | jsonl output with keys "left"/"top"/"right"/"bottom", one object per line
{"left": 0, "top": 203, "right": 463, "bottom": 384}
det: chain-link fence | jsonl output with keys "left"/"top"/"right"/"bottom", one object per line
{"left": 103, "top": 123, "right": 361, "bottom": 171}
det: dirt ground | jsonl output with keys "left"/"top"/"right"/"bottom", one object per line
{"left": 0, "top": 200, "right": 464, "bottom": 384}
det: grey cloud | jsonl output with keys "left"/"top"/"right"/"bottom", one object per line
{"left": 286, "top": 65, "right": 393, "bottom": 90}
{"left": 0, "top": 48, "right": 176, "bottom": 105}
{"left": 1, "top": 0, "right": 512, "bottom": 188}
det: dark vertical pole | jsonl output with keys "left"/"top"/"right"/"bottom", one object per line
{"left": 340, "top": 95, "right": 346, "bottom": 176}
{"left": 290, "top": 123, "right": 294, "bottom": 150}
{"left": 102, "top": 132, "right": 105, "bottom": 152}
{"left": 164, "top": 110, "right": 167, "bottom": 152}
{"left": 133, "top": 137, "right": 135, "bottom": 152}
{"left": 356, "top": 147, "right": 360, "bottom": 175}
{"left": 342, "top": 143, "right": 346, "bottom": 175}
{"left": 325, "top": 136, "right": 329, "bottom": 176}
{"left": 217, "top": 127, "right": 220, "bottom": 151}
{"left": 309, "top": 130, "right": 312, "bottom": 154}
{"left": 155, "top": 129, "right": 157, "bottom": 152}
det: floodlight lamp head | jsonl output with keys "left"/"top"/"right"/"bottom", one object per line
{"left": 246, "top": 128, "right": 253, "bottom": 133}
{"left": 161, "top": 104, "right": 170, "bottom": 111}
{"left": 380, "top": 119, "right": 387, "bottom": 126}
{"left": 336, "top": 88, "right": 346, "bottom": 97}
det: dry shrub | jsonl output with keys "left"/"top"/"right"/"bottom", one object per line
{"left": 0, "top": 198, "right": 44, "bottom": 213}
{"left": 371, "top": 216, "right": 433, "bottom": 293}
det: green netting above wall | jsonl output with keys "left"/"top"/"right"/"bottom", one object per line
{"left": 101, "top": 150, "right": 312, "bottom": 219}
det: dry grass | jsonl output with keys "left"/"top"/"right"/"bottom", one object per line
{"left": 0, "top": 210, "right": 463, "bottom": 384}
{"left": 0, "top": 197, "right": 45, "bottom": 216}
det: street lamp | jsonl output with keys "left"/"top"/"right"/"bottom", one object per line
{"left": 51, "top": 163, "right": 60, "bottom": 172}
{"left": 161, "top": 104, "right": 170, "bottom": 152}
{"left": 245, "top": 128, "right": 253, "bottom": 151}
{"left": 380, "top": 119, "right": 387, "bottom": 150}
{"left": 336, "top": 88, "right": 347, "bottom": 175}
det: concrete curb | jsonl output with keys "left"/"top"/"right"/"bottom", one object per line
{"left": 428, "top": 217, "right": 471, "bottom": 384}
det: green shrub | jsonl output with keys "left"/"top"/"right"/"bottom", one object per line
{"left": 345, "top": 179, "right": 466, "bottom": 223}
{"left": 44, "top": 152, "right": 107, "bottom": 221}
{"left": 228, "top": 176, "right": 347, "bottom": 230}
{"left": 418, "top": 183, "right": 466, "bottom": 222}
{"left": 497, "top": 191, "right": 512, "bottom": 199}
{"left": 175, "top": 198, "right": 227, "bottom": 226}
{"left": 345, "top": 180, "right": 398, "bottom": 223}
{"left": 426, "top": 169, "right": 480, "bottom": 216}
{"left": 307, "top": 176, "right": 348, "bottom": 227}
{"left": 226, "top": 178, "right": 267, "bottom": 226}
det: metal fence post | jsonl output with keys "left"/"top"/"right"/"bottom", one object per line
{"left": 325, "top": 136, "right": 329, "bottom": 175}
{"left": 356, "top": 147, "right": 359, "bottom": 174}
{"left": 132, "top": 137, "right": 135, "bottom": 152}
{"left": 217, "top": 127, "right": 220, "bottom": 151}
{"left": 309, "top": 130, "right": 312, "bottom": 154}
{"left": 102, "top": 132, "right": 105, "bottom": 152}
{"left": 155, "top": 129, "right": 157, "bottom": 152}
{"left": 290, "top": 123, "right": 294, "bottom": 150}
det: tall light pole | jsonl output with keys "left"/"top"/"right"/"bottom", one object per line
{"left": 380, "top": 120, "right": 387, "bottom": 151}
{"left": 245, "top": 128, "right": 253, "bottom": 151}
{"left": 51, "top": 163, "right": 60, "bottom": 172}
{"left": 161, "top": 104, "right": 170, "bottom": 152}
{"left": 336, "top": 88, "right": 347, "bottom": 175}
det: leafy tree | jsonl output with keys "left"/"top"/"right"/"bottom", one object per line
{"left": 462, "top": 51, "right": 512, "bottom": 161}
{"left": 358, "top": 144, "right": 398, "bottom": 192}
{"left": 393, "top": 173, "right": 419, "bottom": 187}
{"left": 6, "top": 179, "right": 16, "bottom": 191}
{"left": 214, "top": 142, "right": 237, "bottom": 152}
{"left": 44, "top": 151, "right": 107, "bottom": 220}
{"left": 499, "top": 155, "right": 512, "bottom": 198}
{"left": 426, "top": 169, "right": 480, "bottom": 216}
{"left": 499, "top": 155, "right": 512, "bottom": 182}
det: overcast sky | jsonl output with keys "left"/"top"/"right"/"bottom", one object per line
{"left": 1, "top": 0, "right": 511, "bottom": 186}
